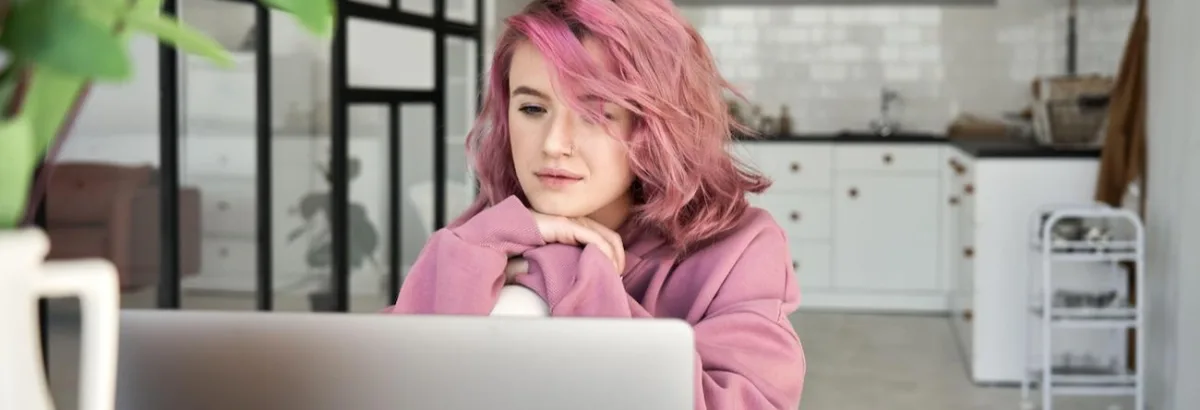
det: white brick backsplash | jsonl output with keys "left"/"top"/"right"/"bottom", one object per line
{"left": 866, "top": 9, "right": 902, "bottom": 24}
{"left": 681, "top": 0, "right": 1134, "bottom": 134}
{"left": 718, "top": 9, "right": 758, "bottom": 25}
{"left": 827, "top": 45, "right": 866, "bottom": 62}
{"left": 811, "top": 63, "right": 848, "bottom": 82}
{"left": 791, "top": 9, "right": 827, "bottom": 24}
{"left": 902, "top": 8, "right": 943, "bottom": 25}
{"left": 884, "top": 64, "right": 922, "bottom": 82}
{"left": 884, "top": 26, "right": 923, "bottom": 44}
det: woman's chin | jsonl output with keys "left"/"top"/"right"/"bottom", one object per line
{"left": 527, "top": 197, "right": 593, "bottom": 219}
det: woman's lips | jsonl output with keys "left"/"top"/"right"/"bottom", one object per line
{"left": 536, "top": 174, "right": 583, "bottom": 188}
{"left": 535, "top": 168, "right": 583, "bottom": 188}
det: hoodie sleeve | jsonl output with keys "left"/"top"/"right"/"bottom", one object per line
{"left": 513, "top": 228, "right": 806, "bottom": 410}
{"left": 384, "top": 196, "right": 545, "bottom": 315}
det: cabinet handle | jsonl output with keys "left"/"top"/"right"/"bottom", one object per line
{"left": 789, "top": 162, "right": 801, "bottom": 173}
{"left": 792, "top": 260, "right": 799, "bottom": 270}
{"left": 949, "top": 196, "right": 959, "bottom": 206}
{"left": 948, "top": 159, "right": 966, "bottom": 175}
{"left": 219, "top": 247, "right": 229, "bottom": 257}
{"left": 963, "top": 246, "right": 974, "bottom": 258}
{"left": 848, "top": 187, "right": 859, "bottom": 199}
{"left": 882, "top": 153, "right": 894, "bottom": 164}
{"left": 964, "top": 184, "right": 975, "bottom": 195}
{"left": 963, "top": 309, "right": 973, "bottom": 322}
{"left": 789, "top": 211, "right": 801, "bottom": 221}
{"left": 217, "top": 201, "right": 230, "bottom": 211}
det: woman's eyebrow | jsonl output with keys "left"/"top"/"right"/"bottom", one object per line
{"left": 511, "top": 85, "right": 549, "bottom": 99}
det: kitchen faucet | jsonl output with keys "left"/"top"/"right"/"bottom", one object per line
{"left": 869, "top": 87, "right": 902, "bottom": 137}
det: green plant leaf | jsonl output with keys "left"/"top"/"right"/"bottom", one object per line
{"left": 22, "top": 66, "right": 88, "bottom": 155}
{"left": 0, "top": 68, "right": 22, "bottom": 119}
{"left": 0, "top": 0, "right": 132, "bottom": 80}
{"left": 125, "top": 11, "right": 234, "bottom": 68}
{"left": 0, "top": 115, "right": 37, "bottom": 228}
{"left": 258, "top": 0, "right": 335, "bottom": 38}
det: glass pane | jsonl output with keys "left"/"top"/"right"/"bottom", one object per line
{"left": 444, "top": 37, "right": 478, "bottom": 220}
{"left": 341, "top": 105, "right": 392, "bottom": 313}
{"left": 398, "top": 104, "right": 435, "bottom": 292}
{"left": 176, "top": 0, "right": 258, "bottom": 311}
{"left": 43, "top": 33, "right": 163, "bottom": 409}
{"left": 347, "top": 19, "right": 435, "bottom": 89}
{"left": 401, "top": 0, "right": 434, "bottom": 16}
{"left": 447, "top": 0, "right": 476, "bottom": 23}
{"left": 270, "top": 9, "right": 336, "bottom": 312}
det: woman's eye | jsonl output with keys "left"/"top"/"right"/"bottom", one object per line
{"left": 518, "top": 105, "right": 546, "bottom": 116}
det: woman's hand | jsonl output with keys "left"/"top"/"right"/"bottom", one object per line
{"left": 530, "top": 212, "right": 626, "bottom": 274}
{"left": 503, "top": 257, "right": 529, "bottom": 284}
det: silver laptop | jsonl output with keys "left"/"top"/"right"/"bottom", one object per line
{"left": 115, "top": 310, "right": 694, "bottom": 410}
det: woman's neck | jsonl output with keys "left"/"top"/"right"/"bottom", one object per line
{"left": 588, "top": 193, "right": 634, "bottom": 231}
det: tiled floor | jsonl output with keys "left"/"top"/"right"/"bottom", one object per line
{"left": 44, "top": 295, "right": 1134, "bottom": 410}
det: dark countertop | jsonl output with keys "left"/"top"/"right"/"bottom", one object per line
{"left": 736, "top": 133, "right": 1102, "bottom": 159}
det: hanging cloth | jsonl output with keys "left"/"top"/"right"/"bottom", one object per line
{"left": 1094, "top": 0, "right": 1148, "bottom": 214}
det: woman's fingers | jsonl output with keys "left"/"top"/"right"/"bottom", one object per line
{"left": 568, "top": 224, "right": 621, "bottom": 272}
{"left": 503, "top": 257, "right": 530, "bottom": 283}
{"left": 572, "top": 217, "right": 625, "bottom": 274}
{"left": 530, "top": 211, "right": 626, "bottom": 273}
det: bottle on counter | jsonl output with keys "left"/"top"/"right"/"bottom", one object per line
{"left": 778, "top": 105, "right": 793, "bottom": 135}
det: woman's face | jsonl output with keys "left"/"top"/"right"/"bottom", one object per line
{"left": 507, "top": 39, "right": 636, "bottom": 229}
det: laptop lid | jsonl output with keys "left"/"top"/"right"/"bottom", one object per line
{"left": 115, "top": 310, "right": 694, "bottom": 410}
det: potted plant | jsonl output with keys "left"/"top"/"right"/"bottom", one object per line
{"left": 0, "top": 0, "right": 335, "bottom": 230}
{"left": 285, "top": 156, "right": 381, "bottom": 311}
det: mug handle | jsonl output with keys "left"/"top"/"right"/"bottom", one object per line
{"left": 36, "top": 260, "right": 120, "bottom": 410}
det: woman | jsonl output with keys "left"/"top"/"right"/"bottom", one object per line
{"left": 386, "top": 0, "right": 805, "bottom": 408}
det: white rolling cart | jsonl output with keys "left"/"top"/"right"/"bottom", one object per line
{"left": 1020, "top": 203, "right": 1144, "bottom": 410}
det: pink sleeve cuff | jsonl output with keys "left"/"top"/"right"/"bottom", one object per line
{"left": 449, "top": 195, "right": 545, "bottom": 256}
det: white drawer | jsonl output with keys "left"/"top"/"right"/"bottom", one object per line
{"left": 835, "top": 145, "right": 941, "bottom": 172}
{"left": 196, "top": 179, "right": 257, "bottom": 236}
{"left": 789, "top": 241, "right": 832, "bottom": 290}
{"left": 741, "top": 142, "right": 833, "bottom": 192}
{"left": 185, "top": 138, "right": 256, "bottom": 176}
{"left": 200, "top": 237, "right": 256, "bottom": 276}
{"left": 750, "top": 193, "right": 832, "bottom": 240}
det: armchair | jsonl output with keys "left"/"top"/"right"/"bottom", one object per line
{"left": 43, "top": 162, "right": 202, "bottom": 292}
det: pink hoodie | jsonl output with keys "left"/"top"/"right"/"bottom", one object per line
{"left": 384, "top": 195, "right": 806, "bottom": 409}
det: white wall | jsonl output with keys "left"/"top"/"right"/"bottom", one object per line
{"left": 1145, "top": 0, "right": 1200, "bottom": 407}
{"left": 678, "top": 0, "right": 1136, "bottom": 133}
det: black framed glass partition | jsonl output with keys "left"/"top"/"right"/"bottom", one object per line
{"left": 42, "top": 0, "right": 484, "bottom": 403}
{"left": 161, "top": 0, "right": 484, "bottom": 313}
{"left": 332, "top": 0, "right": 484, "bottom": 312}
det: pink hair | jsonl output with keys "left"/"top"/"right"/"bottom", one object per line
{"left": 454, "top": 0, "right": 770, "bottom": 251}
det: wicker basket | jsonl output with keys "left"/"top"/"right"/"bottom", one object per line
{"left": 1032, "top": 75, "right": 1113, "bottom": 146}
{"left": 1033, "top": 97, "right": 1109, "bottom": 146}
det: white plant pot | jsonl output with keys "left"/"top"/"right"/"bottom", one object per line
{"left": 0, "top": 228, "right": 120, "bottom": 410}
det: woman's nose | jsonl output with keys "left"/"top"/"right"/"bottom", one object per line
{"left": 542, "top": 113, "right": 576, "bottom": 156}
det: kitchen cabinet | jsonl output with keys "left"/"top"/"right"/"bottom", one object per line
{"left": 832, "top": 174, "right": 940, "bottom": 292}
{"left": 945, "top": 151, "right": 1125, "bottom": 384}
{"left": 738, "top": 141, "right": 948, "bottom": 312}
